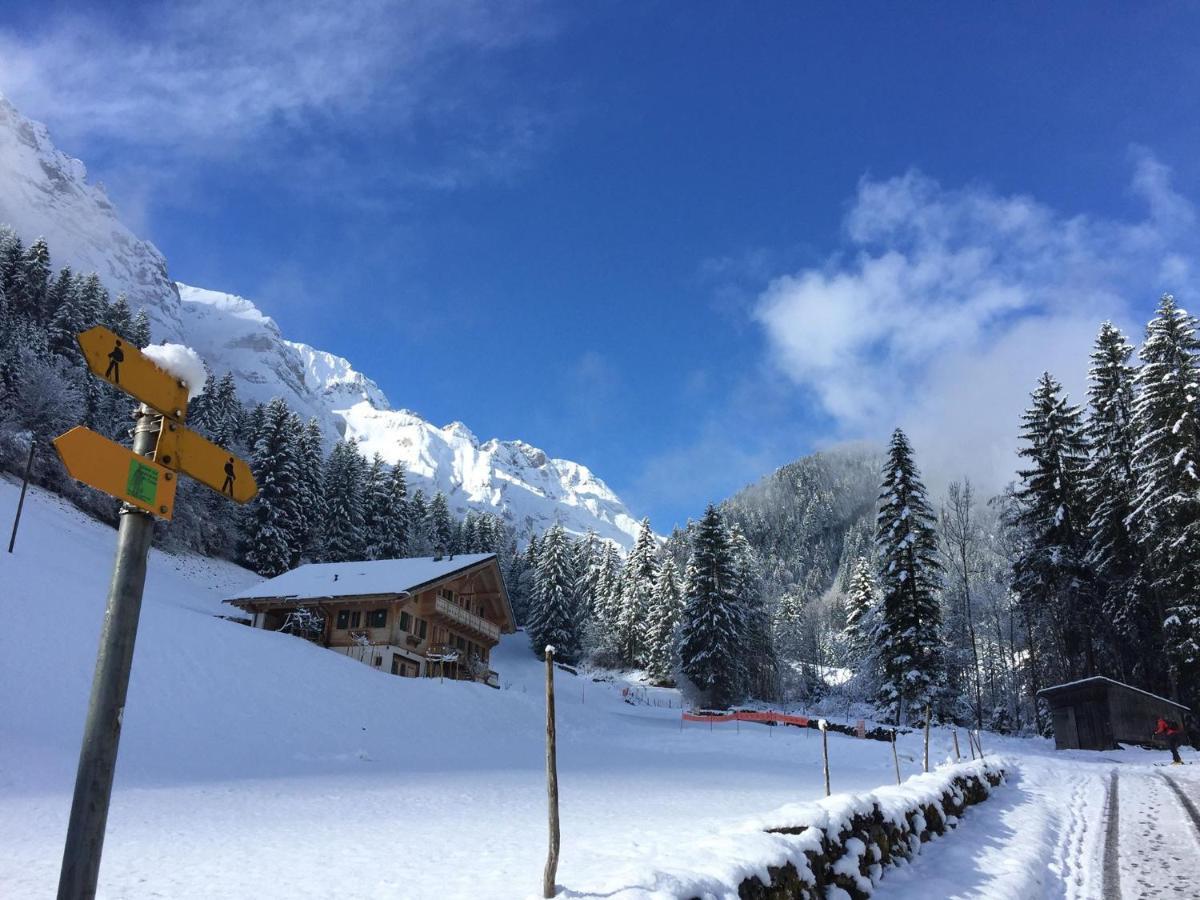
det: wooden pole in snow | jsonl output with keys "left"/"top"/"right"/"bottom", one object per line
{"left": 923, "top": 705, "right": 931, "bottom": 773}
{"left": 543, "top": 646, "right": 560, "bottom": 899}
{"left": 820, "top": 719, "right": 830, "bottom": 797}
{"left": 952, "top": 728, "right": 961, "bottom": 762}
{"left": 975, "top": 729, "right": 985, "bottom": 759}
{"left": 891, "top": 727, "right": 902, "bottom": 785}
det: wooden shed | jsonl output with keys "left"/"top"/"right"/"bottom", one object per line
{"left": 1037, "top": 676, "right": 1189, "bottom": 751}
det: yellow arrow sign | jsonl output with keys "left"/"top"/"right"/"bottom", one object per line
{"left": 154, "top": 424, "right": 257, "bottom": 504}
{"left": 53, "top": 427, "right": 176, "bottom": 519}
{"left": 77, "top": 326, "right": 190, "bottom": 420}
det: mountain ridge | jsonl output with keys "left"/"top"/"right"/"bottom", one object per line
{"left": 0, "top": 94, "right": 642, "bottom": 548}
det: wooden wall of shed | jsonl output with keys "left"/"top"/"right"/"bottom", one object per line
{"left": 1107, "top": 688, "right": 1180, "bottom": 745}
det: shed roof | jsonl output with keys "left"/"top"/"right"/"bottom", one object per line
{"left": 1037, "top": 676, "right": 1190, "bottom": 711}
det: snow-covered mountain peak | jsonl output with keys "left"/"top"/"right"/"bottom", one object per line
{"left": 0, "top": 97, "right": 642, "bottom": 547}
{"left": 442, "top": 421, "right": 479, "bottom": 446}
{"left": 0, "top": 95, "right": 642, "bottom": 547}
{"left": 0, "top": 96, "right": 183, "bottom": 337}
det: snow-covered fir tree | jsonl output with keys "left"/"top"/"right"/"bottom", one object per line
{"left": 427, "top": 491, "right": 454, "bottom": 554}
{"left": 1130, "top": 294, "right": 1200, "bottom": 704}
{"left": 361, "top": 453, "right": 392, "bottom": 559}
{"left": 510, "top": 532, "right": 540, "bottom": 625}
{"left": 572, "top": 530, "right": 603, "bottom": 615}
{"left": 617, "top": 518, "right": 658, "bottom": 666}
{"left": 406, "top": 489, "right": 431, "bottom": 554}
{"left": 843, "top": 556, "right": 878, "bottom": 668}
{"left": 130, "top": 308, "right": 151, "bottom": 348}
{"left": 1083, "top": 322, "right": 1151, "bottom": 683}
{"left": 678, "top": 504, "right": 745, "bottom": 708}
{"left": 1010, "top": 373, "right": 1094, "bottom": 689}
{"left": 730, "top": 523, "right": 777, "bottom": 699}
{"left": 322, "top": 438, "right": 368, "bottom": 562}
{"left": 527, "top": 523, "right": 581, "bottom": 662}
{"left": 644, "top": 556, "right": 684, "bottom": 684}
{"left": 46, "top": 269, "right": 84, "bottom": 363}
{"left": 243, "top": 398, "right": 303, "bottom": 577}
{"left": 375, "top": 461, "right": 409, "bottom": 559}
{"left": 874, "top": 428, "right": 945, "bottom": 723}
{"left": 291, "top": 417, "right": 325, "bottom": 559}
{"left": 20, "top": 237, "right": 49, "bottom": 321}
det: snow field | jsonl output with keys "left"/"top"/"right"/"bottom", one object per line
{"left": 0, "top": 479, "right": 972, "bottom": 899}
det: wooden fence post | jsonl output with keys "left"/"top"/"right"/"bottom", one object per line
{"left": 819, "top": 719, "right": 830, "bottom": 797}
{"left": 891, "top": 728, "right": 902, "bottom": 785}
{"left": 543, "top": 646, "right": 560, "bottom": 898}
{"left": 923, "top": 705, "right": 931, "bottom": 773}
{"left": 975, "top": 729, "right": 985, "bottom": 759}
{"left": 952, "top": 728, "right": 961, "bottom": 762}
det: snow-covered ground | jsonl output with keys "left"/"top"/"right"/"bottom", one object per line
{"left": 4, "top": 478, "right": 1200, "bottom": 898}
{"left": 881, "top": 739, "right": 1200, "bottom": 899}
{"left": 0, "top": 479, "right": 927, "bottom": 898}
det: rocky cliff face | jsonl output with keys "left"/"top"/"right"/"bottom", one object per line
{"left": 0, "top": 94, "right": 641, "bottom": 547}
{"left": 0, "top": 95, "right": 184, "bottom": 337}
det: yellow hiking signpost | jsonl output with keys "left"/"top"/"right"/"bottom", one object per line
{"left": 53, "top": 427, "right": 177, "bottom": 518}
{"left": 53, "top": 327, "right": 257, "bottom": 900}
{"left": 155, "top": 423, "right": 257, "bottom": 503}
{"left": 77, "top": 326, "right": 190, "bottom": 421}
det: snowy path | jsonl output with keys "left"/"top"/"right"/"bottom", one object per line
{"left": 878, "top": 750, "right": 1200, "bottom": 900}
{"left": 1115, "top": 769, "right": 1200, "bottom": 898}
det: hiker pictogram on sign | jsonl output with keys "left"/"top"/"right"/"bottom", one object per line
{"left": 221, "top": 458, "right": 236, "bottom": 496}
{"left": 104, "top": 340, "right": 124, "bottom": 383}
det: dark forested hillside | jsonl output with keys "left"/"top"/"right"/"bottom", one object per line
{"left": 721, "top": 445, "right": 880, "bottom": 606}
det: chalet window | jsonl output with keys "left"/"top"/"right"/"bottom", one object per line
{"left": 336, "top": 611, "right": 350, "bottom": 630}
{"left": 417, "top": 619, "right": 428, "bottom": 640}
{"left": 368, "top": 609, "right": 387, "bottom": 629}
{"left": 399, "top": 611, "right": 412, "bottom": 632}
{"left": 350, "top": 611, "right": 362, "bottom": 628}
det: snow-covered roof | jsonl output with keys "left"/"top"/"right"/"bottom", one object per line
{"left": 226, "top": 554, "right": 499, "bottom": 603}
{"left": 1037, "top": 676, "right": 1190, "bottom": 711}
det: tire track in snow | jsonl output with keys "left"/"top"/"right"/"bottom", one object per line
{"left": 1160, "top": 773, "right": 1200, "bottom": 837}
{"left": 1101, "top": 771, "right": 1121, "bottom": 900}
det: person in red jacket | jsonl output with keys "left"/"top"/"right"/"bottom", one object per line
{"left": 1155, "top": 716, "right": 1184, "bottom": 764}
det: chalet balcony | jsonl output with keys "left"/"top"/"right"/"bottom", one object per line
{"left": 431, "top": 596, "right": 501, "bottom": 643}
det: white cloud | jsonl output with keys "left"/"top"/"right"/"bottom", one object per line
{"left": 753, "top": 156, "right": 1200, "bottom": 491}
{"left": 0, "top": 1, "right": 556, "bottom": 187}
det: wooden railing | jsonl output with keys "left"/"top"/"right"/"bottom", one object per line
{"left": 433, "top": 596, "right": 500, "bottom": 641}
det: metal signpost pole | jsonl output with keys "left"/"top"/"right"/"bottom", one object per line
{"left": 57, "top": 406, "right": 162, "bottom": 900}
{"left": 7, "top": 437, "right": 36, "bottom": 553}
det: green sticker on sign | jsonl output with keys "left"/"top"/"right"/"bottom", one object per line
{"left": 126, "top": 459, "right": 159, "bottom": 504}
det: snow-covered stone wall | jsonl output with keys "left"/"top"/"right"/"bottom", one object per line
{"left": 735, "top": 758, "right": 1007, "bottom": 899}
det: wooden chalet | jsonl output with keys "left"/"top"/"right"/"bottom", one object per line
{"left": 225, "top": 554, "right": 515, "bottom": 686}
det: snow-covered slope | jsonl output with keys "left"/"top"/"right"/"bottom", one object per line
{"left": 4, "top": 480, "right": 1197, "bottom": 899}
{"left": 0, "top": 480, "right": 919, "bottom": 898}
{"left": 0, "top": 94, "right": 641, "bottom": 547}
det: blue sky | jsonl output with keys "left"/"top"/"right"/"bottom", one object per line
{"left": 3, "top": 2, "right": 1200, "bottom": 529}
